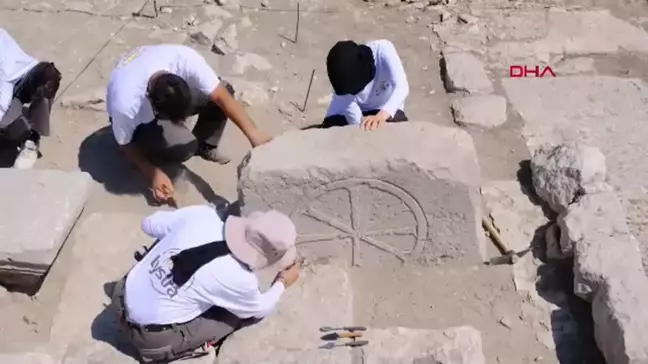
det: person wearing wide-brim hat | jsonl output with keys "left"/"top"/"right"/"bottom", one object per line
{"left": 111, "top": 205, "right": 301, "bottom": 363}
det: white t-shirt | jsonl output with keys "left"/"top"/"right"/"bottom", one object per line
{"left": 106, "top": 45, "right": 220, "bottom": 145}
{"left": 325, "top": 39, "right": 410, "bottom": 125}
{"left": 124, "top": 205, "right": 286, "bottom": 325}
{"left": 0, "top": 28, "right": 38, "bottom": 123}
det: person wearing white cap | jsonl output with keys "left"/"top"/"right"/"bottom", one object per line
{"left": 111, "top": 204, "right": 301, "bottom": 363}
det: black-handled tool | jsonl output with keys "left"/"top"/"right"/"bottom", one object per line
{"left": 319, "top": 326, "right": 367, "bottom": 332}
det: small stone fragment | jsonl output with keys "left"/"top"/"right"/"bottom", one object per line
{"left": 442, "top": 52, "right": 493, "bottom": 94}
{"left": 231, "top": 53, "right": 273, "bottom": 75}
{"left": 440, "top": 10, "right": 453, "bottom": 22}
{"left": 451, "top": 94, "right": 507, "bottom": 128}
{"left": 238, "top": 82, "right": 270, "bottom": 107}
{"left": 406, "top": 16, "right": 417, "bottom": 24}
{"left": 531, "top": 143, "right": 609, "bottom": 213}
{"left": 240, "top": 16, "right": 253, "bottom": 28}
{"left": 498, "top": 316, "right": 513, "bottom": 329}
{"left": 260, "top": 0, "right": 269, "bottom": 7}
{"left": 212, "top": 24, "right": 238, "bottom": 55}
{"left": 160, "top": 6, "right": 172, "bottom": 13}
{"left": 458, "top": 14, "right": 478, "bottom": 24}
{"left": 59, "top": 89, "right": 106, "bottom": 112}
{"left": 189, "top": 20, "right": 223, "bottom": 46}
{"left": 280, "top": 41, "right": 287, "bottom": 48}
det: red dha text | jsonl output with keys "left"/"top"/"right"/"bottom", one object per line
{"left": 509, "top": 65, "right": 557, "bottom": 78}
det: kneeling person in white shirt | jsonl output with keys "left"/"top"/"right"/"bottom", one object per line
{"left": 322, "top": 39, "right": 410, "bottom": 131}
{"left": 0, "top": 28, "right": 62, "bottom": 169}
{"left": 112, "top": 206, "right": 301, "bottom": 363}
{"left": 107, "top": 45, "right": 272, "bottom": 205}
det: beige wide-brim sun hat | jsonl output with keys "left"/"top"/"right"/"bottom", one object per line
{"left": 224, "top": 210, "right": 298, "bottom": 271}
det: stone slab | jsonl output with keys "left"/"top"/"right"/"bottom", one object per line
{"left": 565, "top": 193, "right": 645, "bottom": 302}
{"left": 49, "top": 212, "right": 152, "bottom": 363}
{"left": 360, "top": 326, "right": 485, "bottom": 364}
{"left": 237, "top": 122, "right": 487, "bottom": 268}
{"left": 218, "top": 263, "right": 353, "bottom": 364}
{"left": 451, "top": 95, "right": 507, "bottom": 129}
{"left": 487, "top": 10, "right": 648, "bottom": 67}
{"left": 0, "top": 170, "right": 92, "bottom": 288}
{"left": 502, "top": 75, "right": 648, "bottom": 275}
{"left": 592, "top": 273, "right": 648, "bottom": 364}
{"left": 442, "top": 52, "right": 494, "bottom": 94}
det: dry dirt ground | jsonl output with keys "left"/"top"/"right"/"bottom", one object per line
{"left": 1, "top": 0, "right": 648, "bottom": 363}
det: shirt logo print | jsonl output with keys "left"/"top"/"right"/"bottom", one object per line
{"left": 148, "top": 248, "right": 194, "bottom": 299}
{"left": 375, "top": 81, "right": 391, "bottom": 97}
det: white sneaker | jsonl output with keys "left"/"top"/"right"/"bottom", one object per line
{"left": 13, "top": 140, "right": 39, "bottom": 169}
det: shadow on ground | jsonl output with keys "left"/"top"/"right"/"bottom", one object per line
{"left": 78, "top": 126, "right": 223, "bottom": 206}
{"left": 92, "top": 281, "right": 139, "bottom": 361}
{"left": 515, "top": 160, "right": 606, "bottom": 364}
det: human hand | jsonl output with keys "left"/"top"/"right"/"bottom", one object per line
{"left": 360, "top": 110, "right": 390, "bottom": 131}
{"left": 276, "top": 260, "right": 301, "bottom": 288}
{"left": 150, "top": 168, "right": 177, "bottom": 206}
{"left": 249, "top": 130, "right": 272, "bottom": 148}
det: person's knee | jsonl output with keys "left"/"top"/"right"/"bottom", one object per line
{"left": 162, "top": 139, "right": 199, "bottom": 164}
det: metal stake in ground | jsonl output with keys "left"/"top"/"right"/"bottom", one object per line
{"left": 295, "top": 2, "right": 300, "bottom": 43}
{"left": 153, "top": 0, "right": 159, "bottom": 17}
{"left": 300, "top": 69, "right": 315, "bottom": 112}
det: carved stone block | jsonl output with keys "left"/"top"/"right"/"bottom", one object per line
{"left": 237, "top": 122, "right": 487, "bottom": 268}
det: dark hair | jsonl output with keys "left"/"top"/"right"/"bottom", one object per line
{"left": 148, "top": 73, "right": 192, "bottom": 123}
{"left": 170, "top": 241, "right": 231, "bottom": 287}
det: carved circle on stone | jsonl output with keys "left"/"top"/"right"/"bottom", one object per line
{"left": 290, "top": 178, "right": 428, "bottom": 266}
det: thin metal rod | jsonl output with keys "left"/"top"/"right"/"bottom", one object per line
{"left": 301, "top": 69, "right": 315, "bottom": 112}
{"left": 295, "top": 2, "right": 300, "bottom": 43}
{"left": 153, "top": 0, "right": 158, "bottom": 17}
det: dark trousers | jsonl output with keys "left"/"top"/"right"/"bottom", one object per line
{"left": 0, "top": 62, "right": 61, "bottom": 144}
{"left": 112, "top": 278, "right": 260, "bottom": 363}
{"left": 321, "top": 109, "right": 409, "bottom": 128}
{"left": 129, "top": 81, "right": 234, "bottom": 165}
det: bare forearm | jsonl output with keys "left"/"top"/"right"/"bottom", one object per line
{"left": 120, "top": 144, "right": 157, "bottom": 179}
{"left": 211, "top": 87, "right": 257, "bottom": 140}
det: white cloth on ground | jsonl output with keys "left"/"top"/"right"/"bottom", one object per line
{"left": 0, "top": 28, "right": 39, "bottom": 124}
{"left": 124, "top": 205, "right": 285, "bottom": 326}
{"left": 325, "top": 39, "right": 410, "bottom": 125}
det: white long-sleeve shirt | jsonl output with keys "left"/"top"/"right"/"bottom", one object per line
{"left": 124, "top": 205, "right": 285, "bottom": 325}
{"left": 326, "top": 39, "right": 410, "bottom": 125}
{"left": 0, "top": 28, "right": 38, "bottom": 123}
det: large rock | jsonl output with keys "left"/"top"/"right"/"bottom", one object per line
{"left": 592, "top": 272, "right": 648, "bottom": 364}
{"left": 502, "top": 76, "right": 648, "bottom": 271}
{"left": 218, "top": 263, "right": 354, "bottom": 364}
{"left": 442, "top": 52, "right": 493, "bottom": 94}
{"left": 237, "top": 122, "right": 487, "bottom": 268}
{"left": 566, "top": 193, "right": 644, "bottom": 302}
{"left": 360, "top": 326, "right": 485, "bottom": 364}
{"left": 531, "top": 143, "right": 609, "bottom": 213}
{"left": 557, "top": 191, "right": 630, "bottom": 258}
{"left": 0, "top": 170, "right": 93, "bottom": 288}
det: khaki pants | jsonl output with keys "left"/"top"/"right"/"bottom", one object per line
{"left": 112, "top": 277, "right": 260, "bottom": 363}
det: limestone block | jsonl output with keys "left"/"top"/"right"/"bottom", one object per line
{"left": 442, "top": 52, "right": 493, "bottom": 94}
{"left": 218, "top": 263, "right": 353, "bottom": 364}
{"left": 189, "top": 20, "right": 223, "bottom": 46}
{"left": 361, "top": 326, "right": 485, "bottom": 364}
{"left": 212, "top": 24, "right": 238, "bottom": 55}
{"left": 59, "top": 88, "right": 106, "bottom": 112}
{"left": 531, "top": 143, "right": 609, "bottom": 213}
{"left": 567, "top": 193, "right": 645, "bottom": 301}
{"left": 558, "top": 191, "right": 630, "bottom": 257}
{"left": 0, "top": 169, "right": 93, "bottom": 288}
{"left": 237, "top": 122, "right": 486, "bottom": 268}
{"left": 451, "top": 94, "right": 508, "bottom": 128}
{"left": 592, "top": 273, "right": 648, "bottom": 364}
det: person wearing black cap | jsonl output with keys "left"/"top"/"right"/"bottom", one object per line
{"left": 323, "top": 39, "right": 410, "bottom": 131}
